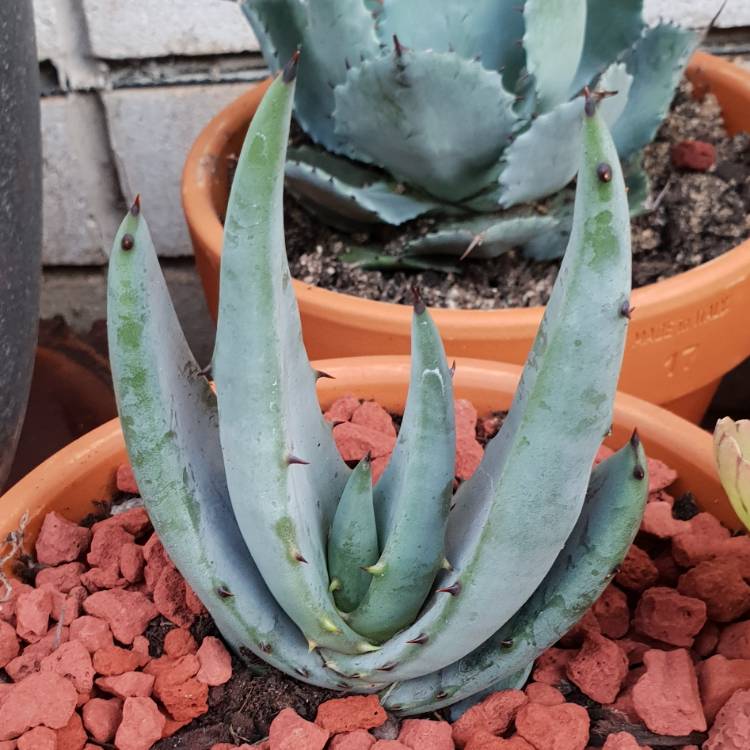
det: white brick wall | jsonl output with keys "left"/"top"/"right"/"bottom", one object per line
{"left": 32, "top": 0, "right": 750, "bottom": 266}
{"left": 81, "top": 0, "right": 257, "bottom": 60}
{"left": 102, "top": 83, "right": 248, "bottom": 257}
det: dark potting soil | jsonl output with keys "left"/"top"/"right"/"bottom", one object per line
{"left": 284, "top": 80, "right": 750, "bottom": 309}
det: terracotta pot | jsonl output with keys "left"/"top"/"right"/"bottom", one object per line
{"left": 182, "top": 53, "right": 750, "bottom": 425}
{"left": 0, "top": 357, "right": 740, "bottom": 557}
{"left": 182, "top": 53, "right": 750, "bottom": 422}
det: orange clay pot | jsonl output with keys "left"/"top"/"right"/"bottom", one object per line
{"left": 0, "top": 357, "right": 741, "bottom": 554}
{"left": 182, "top": 52, "right": 750, "bottom": 425}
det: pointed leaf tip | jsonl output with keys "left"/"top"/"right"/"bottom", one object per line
{"left": 583, "top": 86, "right": 596, "bottom": 117}
{"left": 282, "top": 49, "right": 300, "bottom": 83}
{"left": 130, "top": 194, "right": 141, "bottom": 216}
{"left": 411, "top": 285, "right": 426, "bottom": 315}
{"left": 630, "top": 428, "right": 640, "bottom": 449}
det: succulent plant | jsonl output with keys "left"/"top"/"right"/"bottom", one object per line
{"left": 241, "top": 0, "right": 699, "bottom": 265}
{"left": 107, "top": 60, "right": 648, "bottom": 713}
{"left": 714, "top": 417, "right": 750, "bottom": 530}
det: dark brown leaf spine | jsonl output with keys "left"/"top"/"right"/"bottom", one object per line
{"left": 283, "top": 50, "right": 301, "bottom": 83}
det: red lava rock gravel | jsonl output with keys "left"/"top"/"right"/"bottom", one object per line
{"left": 4, "top": 400, "right": 750, "bottom": 750}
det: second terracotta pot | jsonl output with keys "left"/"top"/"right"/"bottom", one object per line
{"left": 0, "top": 357, "right": 740, "bottom": 552}
{"left": 181, "top": 53, "right": 750, "bottom": 424}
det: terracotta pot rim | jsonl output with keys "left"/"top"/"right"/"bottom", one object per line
{"left": 0, "top": 356, "right": 738, "bottom": 553}
{"left": 180, "top": 52, "right": 750, "bottom": 328}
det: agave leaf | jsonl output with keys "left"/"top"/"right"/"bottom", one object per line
{"left": 213, "top": 70, "right": 376, "bottom": 655}
{"left": 381, "top": 439, "right": 649, "bottom": 714}
{"left": 499, "top": 64, "right": 630, "bottom": 208}
{"left": 376, "top": 0, "right": 526, "bottom": 88}
{"left": 239, "top": 0, "right": 306, "bottom": 73}
{"left": 570, "top": 0, "right": 645, "bottom": 94}
{"left": 523, "top": 0, "right": 587, "bottom": 111}
{"left": 612, "top": 23, "right": 700, "bottom": 160}
{"left": 320, "top": 100, "right": 632, "bottom": 682}
{"left": 107, "top": 206, "right": 359, "bottom": 689}
{"left": 333, "top": 49, "right": 519, "bottom": 202}
{"left": 327, "top": 456, "right": 379, "bottom": 613}
{"left": 341, "top": 247, "right": 463, "bottom": 274}
{"left": 286, "top": 145, "right": 443, "bottom": 227}
{"left": 403, "top": 210, "right": 558, "bottom": 260}
{"left": 244, "top": 0, "right": 380, "bottom": 159}
{"left": 346, "top": 304, "right": 455, "bottom": 643}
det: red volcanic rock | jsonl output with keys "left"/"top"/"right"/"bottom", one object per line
{"left": 329, "top": 731, "right": 376, "bottom": 750}
{"left": 116, "top": 464, "right": 139, "bottom": 494}
{"left": 0, "top": 579, "right": 33, "bottom": 622}
{"left": 672, "top": 534, "right": 750, "bottom": 568}
{"left": 0, "top": 620, "right": 20, "bottom": 668}
{"left": 142, "top": 537, "right": 172, "bottom": 593}
{"left": 718, "top": 620, "right": 750, "bottom": 659}
{"left": 671, "top": 139, "right": 716, "bottom": 171}
{"left": 525, "top": 682, "right": 564, "bottom": 706}
{"left": 324, "top": 395, "right": 361, "bottom": 424}
{"left": 532, "top": 648, "right": 576, "bottom": 686}
{"left": 678, "top": 559, "right": 750, "bottom": 622}
{"left": 35, "top": 513, "right": 91, "bottom": 567}
{"left": 93, "top": 508, "right": 151, "bottom": 537}
{"left": 40, "top": 640, "right": 95, "bottom": 693}
{"left": 615, "top": 546, "right": 659, "bottom": 592}
{"left": 454, "top": 400, "right": 482, "bottom": 481}
{"left": 398, "top": 719, "right": 452, "bottom": 750}
{"left": 566, "top": 632, "right": 628, "bottom": 703}
{"left": 95, "top": 672, "right": 154, "bottom": 700}
{"left": 0, "top": 672, "right": 78, "bottom": 740}
{"left": 694, "top": 621, "right": 720, "bottom": 658}
{"left": 451, "top": 690, "right": 528, "bottom": 748}
{"left": 270, "top": 708, "right": 330, "bottom": 750}
{"left": 370, "top": 743, "right": 407, "bottom": 750}
{"left": 593, "top": 585, "right": 630, "bottom": 639}
{"left": 698, "top": 655, "right": 750, "bottom": 722}
{"left": 155, "top": 678, "right": 208, "bottom": 723}
{"left": 646, "top": 457, "right": 677, "bottom": 492}
{"left": 163, "top": 628, "right": 198, "bottom": 658}
{"left": 315, "top": 695, "right": 387, "bottom": 734}
{"left": 632, "top": 649, "right": 705, "bottom": 735}
{"left": 602, "top": 733, "right": 650, "bottom": 750}
{"left": 69, "top": 616, "right": 113, "bottom": 653}
{"left": 640, "top": 503, "right": 691, "bottom": 538}
{"left": 465, "top": 735, "right": 534, "bottom": 750}
{"left": 87, "top": 525, "right": 134, "bottom": 570}
{"left": 131, "top": 636, "right": 150, "bottom": 668}
{"left": 153, "top": 566, "right": 194, "bottom": 628}
{"left": 119, "top": 544, "right": 145, "bottom": 584}
{"left": 56, "top": 711, "right": 86, "bottom": 750}
{"left": 36, "top": 563, "right": 85, "bottom": 593}
{"left": 82, "top": 589, "right": 157, "bottom": 644}
{"left": 80, "top": 565, "right": 125, "bottom": 593}
{"left": 333, "top": 422, "right": 396, "bottom": 462}
{"left": 15, "top": 587, "right": 53, "bottom": 643}
{"left": 687, "top": 512, "right": 731, "bottom": 540}
{"left": 704, "top": 688, "right": 750, "bottom": 750}
{"left": 114, "top": 697, "right": 165, "bottom": 750}
{"left": 5, "top": 626, "right": 69, "bottom": 682}
{"left": 515, "top": 702, "right": 589, "bottom": 750}
{"left": 93, "top": 645, "right": 141, "bottom": 676}
{"left": 82, "top": 698, "right": 122, "bottom": 743}
{"left": 17, "top": 727, "right": 57, "bottom": 750}
{"left": 196, "top": 636, "right": 232, "bottom": 686}
{"left": 351, "top": 401, "right": 396, "bottom": 437}
{"left": 633, "top": 587, "right": 706, "bottom": 646}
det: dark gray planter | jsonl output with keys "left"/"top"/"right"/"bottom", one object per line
{"left": 0, "top": 0, "right": 42, "bottom": 489}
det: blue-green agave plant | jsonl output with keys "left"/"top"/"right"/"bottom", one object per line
{"left": 107, "top": 59, "right": 648, "bottom": 715}
{"left": 240, "top": 0, "right": 699, "bottom": 266}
